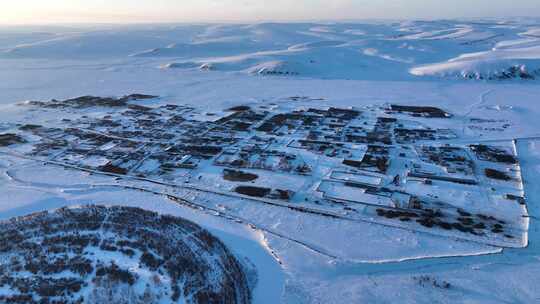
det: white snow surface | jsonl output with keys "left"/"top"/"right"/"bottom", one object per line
{"left": 410, "top": 24, "right": 540, "bottom": 79}
{"left": 1, "top": 19, "right": 540, "bottom": 304}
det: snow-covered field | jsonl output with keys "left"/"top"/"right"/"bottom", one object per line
{"left": 1, "top": 19, "right": 540, "bottom": 303}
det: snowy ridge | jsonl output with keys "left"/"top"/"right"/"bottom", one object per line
{"left": 0, "top": 19, "right": 537, "bottom": 81}
{"left": 410, "top": 27, "right": 540, "bottom": 80}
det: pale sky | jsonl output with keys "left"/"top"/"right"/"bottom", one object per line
{"left": 2, "top": 0, "right": 540, "bottom": 24}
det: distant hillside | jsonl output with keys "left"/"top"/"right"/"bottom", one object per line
{"left": 2, "top": 21, "right": 540, "bottom": 81}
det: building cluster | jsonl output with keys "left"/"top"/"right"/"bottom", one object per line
{"left": 1, "top": 96, "right": 526, "bottom": 246}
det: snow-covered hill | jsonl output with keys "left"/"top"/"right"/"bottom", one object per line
{"left": 410, "top": 27, "right": 540, "bottom": 80}
{"left": 1, "top": 20, "right": 539, "bottom": 81}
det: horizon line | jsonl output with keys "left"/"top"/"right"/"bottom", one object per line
{"left": 0, "top": 16, "right": 538, "bottom": 27}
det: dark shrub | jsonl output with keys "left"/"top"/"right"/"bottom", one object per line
{"left": 485, "top": 168, "right": 511, "bottom": 181}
